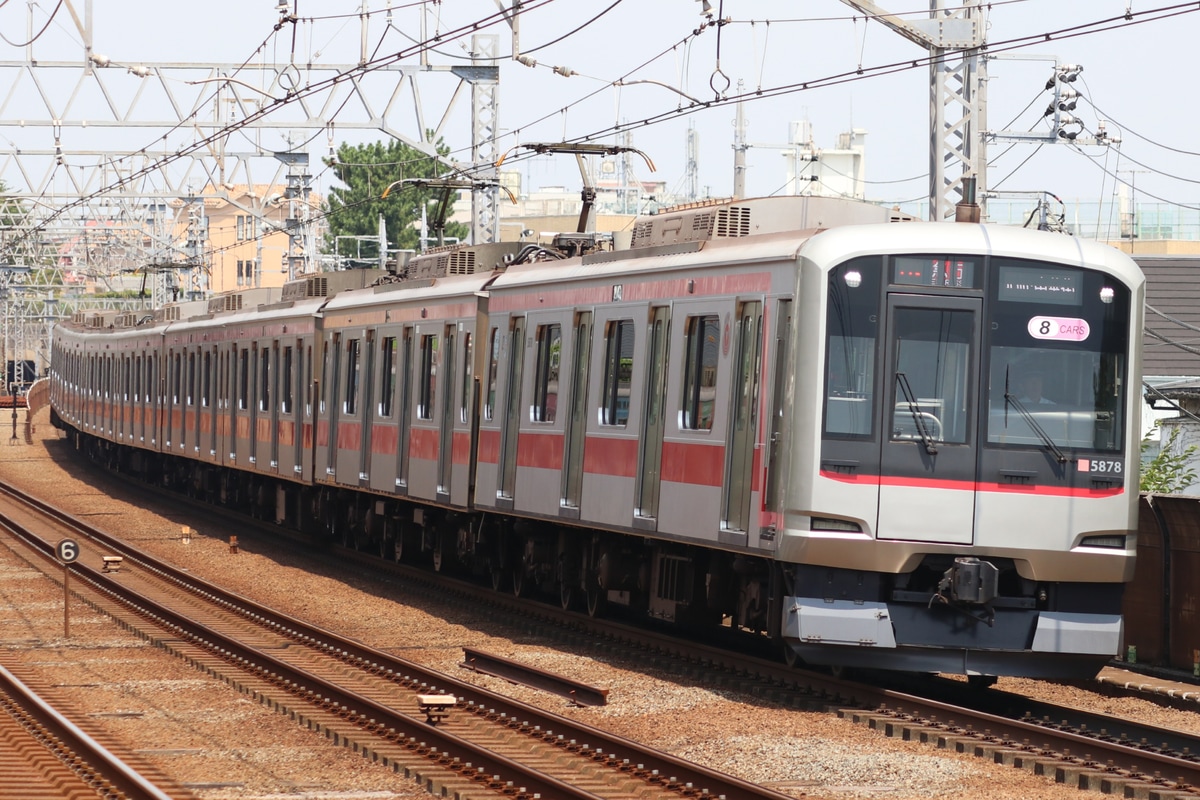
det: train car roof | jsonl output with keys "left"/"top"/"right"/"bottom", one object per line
{"left": 319, "top": 270, "right": 497, "bottom": 312}
{"left": 799, "top": 221, "right": 1145, "bottom": 288}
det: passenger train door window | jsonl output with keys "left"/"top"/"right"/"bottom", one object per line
{"left": 459, "top": 332, "right": 472, "bottom": 424}
{"left": 345, "top": 338, "right": 360, "bottom": 416}
{"left": 532, "top": 323, "right": 561, "bottom": 423}
{"left": 418, "top": 334, "right": 438, "bottom": 421}
{"left": 379, "top": 337, "right": 395, "bottom": 418}
{"left": 485, "top": 327, "right": 500, "bottom": 421}
{"left": 681, "top": 314, "right": 720, "bottom": 431}
{"left": 281, "top": 347, "right": 293, "bottom": 415}
{"left": 600, "top": 319, "right": 634, "bottom": 426}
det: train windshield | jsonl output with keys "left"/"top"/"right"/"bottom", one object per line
{"left": 985, "top": 260, "right": 1130, "bottom": 453}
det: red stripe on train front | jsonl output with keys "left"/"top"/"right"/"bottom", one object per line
{"left": 819, "top": 469, "right": 1124, "bottom": 497}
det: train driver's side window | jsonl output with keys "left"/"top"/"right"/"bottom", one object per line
{"left": 823, "top": 257, "right": 882, "bottom": 438}
{"left": 600, "top": 319, "right": 634, "bottom": 426}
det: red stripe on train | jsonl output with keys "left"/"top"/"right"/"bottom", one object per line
{"left": 583, "top": 436, "right": 639, "bottom": 479}
{"left": 819, "top": 469, "right": 1124, "bottom": 497}
{"left": 661, "top": 441, "right": 725, "bottom": 487}
{"left": 516, "top": 431, "right": 564, "bottom": 470}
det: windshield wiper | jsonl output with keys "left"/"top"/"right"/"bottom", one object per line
{"left": 1003, "top": 367, "right": 1067, "bottom": 463}
{"left": 895, "top": 372, "right": 938, "bottom": 455}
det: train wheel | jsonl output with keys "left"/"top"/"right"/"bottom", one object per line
{"left": 559, "top": 580, "right": 574, "bottom": 611}
{"left": 585, "top": 585, "right": 604, "bottom": 618}
{"left": 393, "top": 526, "right": 405, "bottom": 563}
{"left": 431, "top": 534, "right": 445, "bottom": 572}
{"left": 783, "top": 644, "right": 799, "bottom": 668}
{"left": 512, "top": 567, "right": 525, "bottom": 598}
{"left": 489, "top": 561, "right": 506, "bottom": 592}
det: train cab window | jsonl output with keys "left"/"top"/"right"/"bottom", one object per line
{"left": 532, "top": 324, "right": 561, "bottom": 423}
{"left": 344, "top": 338, "right": 360, "bottom": 415}
{"left": 460, "top": 332, "right": 472, "bottom": 423}
{"left": 418, "top": 334, "right": 437, "bottom": 420}
{"left": 281, "top": 346, "right": 294, "bottom": 414}
{"left": 379, "top": 337, "right": 396, "bottom": 418}
{"left": 986, "top": 260, "right": 1131, "bottom": 452}
{"left": 889, "top": 307, "right": 974, "bottom": 445}
{"left": 485, "top": 327, "right": 500, "bottom": 421}
{"left": 681, "top": 314, "right": 719, "bottom": 430}
{"left": 260, "top": 347, "right": 271, "bottom": 412}
{"left": 824, "top": 258, "right": 882, "bottom": 437}
{"left": 601, "top": 319, "right": 635, "bottom": 426}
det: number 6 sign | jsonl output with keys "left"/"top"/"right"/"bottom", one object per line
{"left": 56, "top": 538, "right": 80, "bottom": 563}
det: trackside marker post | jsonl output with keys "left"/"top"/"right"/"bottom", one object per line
{"left": 55, "top": 539, "right": 79, "bottom": 638}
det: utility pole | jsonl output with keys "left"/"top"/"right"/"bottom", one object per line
{"left": 732, "top": 80, "right": 748, "bottom": 200}
{"left": 838, "top": 1, "right": 986, "bottom": 221}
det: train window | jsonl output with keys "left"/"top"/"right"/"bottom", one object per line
{"left": 305, "top": 346, "right": 313, "bottom": 417}
{"left": 134, "top": 356, "right": 142, "bottom": 401}
{"left": 418, "top": 334, "right": 437, "bottom": 420}
{"left": 187, "top": 353, "right": 196, "bottom": 406}
{"left": 202, "top": 351, "right": 212, "bottom": 407}
{"left": 460, "top": 332, "right": 472, "bottom": 424}
{"left": 260, "top": 347, "right": 271, "bottom": 412}
{"left": 380, "top": 337, "right": 396, "bottom": 418}
{"left": 824, "top": 257, "right": 882, "bottom": 438}
{"left": 345, "top": 338, "right": 360, "bottom": 415}
{"left": 532, "top": 324, "right": 561, "bottom": 423}
{"left": 485, "top": 327, "right": 500, "bottom": 421}
{"left": 238, "top": 348, "right": 249, "bottom": 410}
{"left": 172, "top": 352, "right": 182, "bottom": 404}
{"left": 986, "top": 260, "right": 1131, "bottom": 452}
{"left": 889, "top": 307, "right": 974, "bottom": 445}
{"left": 281, "top": 346, "right": 293, "bottom": 414}
{"left": 319, "top": 341, "right": 329, "bottom": 414}
{"left": 601, "top": 319, "right": 634, "bottom": 426}
{"left": 681, "top": 315, "right": 719, "bottom": 430}
{"left": 124, "top": 357, "right": 131, "bottom": 402}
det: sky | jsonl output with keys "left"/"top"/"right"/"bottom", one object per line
{"left": 0, "top": 1, "right": 1197, "bottom": 227}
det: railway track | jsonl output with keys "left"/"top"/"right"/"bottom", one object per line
{"left": 0, "top": 656, "right": 178, "bottom": 800}
{"left": 7, "top": 465, "right": 1200, "bottom": 798}
{"left": 0, "top": 480, "right": 796, "bottom": 800}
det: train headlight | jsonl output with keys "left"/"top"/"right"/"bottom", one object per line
{"left": 843, "top": 270, "right": 862, "bottom": 288}
{"left": 1099, "top": 286, "right": 1114, "bottom": 304}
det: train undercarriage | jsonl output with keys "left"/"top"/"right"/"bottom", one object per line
{"left": 70, "top": 428, "right": 784, "bottom": 647}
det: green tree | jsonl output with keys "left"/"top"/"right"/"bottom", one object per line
{"left": 1140, "top": 423, "right": 1199, "bottom": 494}
{"left": 324, "top": 138, "right": 469, "bottom": 260}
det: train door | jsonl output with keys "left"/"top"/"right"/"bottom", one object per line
{"left": 878, "top": 293, "right": 981, "bottom": 544}
{"left": 395, "top": 327, "right": 414, "bottom": 492}
{"left": 269, "top": 342, "right": 281, "bottom": 470}
{"left": 762, "top": 299, "right": 792, "bottom": 539}
{"left": 497, "top": 316, "right": 526, "bottom": 504}
{"left": 355, "top": 331, "right": 374, "bottom": 482}
{"left": 560, "top": 311, "right": 592, "bottom": 515}
{"left": 722, "top": 301, "right": 763, "bottom": 534}
{"left": 205, "top": 348, "right": 216, "bottom": 457}
{"left": 635, "top": 306, "right": 670, "bottom": 525}
{"left": 437, "top": 325, "right": 457, "bottom": 500}
{"left": 290, "top": 343, "right": 307, "bottom": 474}
{"left": 326, "top": 333, "right": 342, "bottom": 477}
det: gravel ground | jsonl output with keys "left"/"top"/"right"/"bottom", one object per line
{"left": 0, "top": 411, "right": 1121, "bottom": 799}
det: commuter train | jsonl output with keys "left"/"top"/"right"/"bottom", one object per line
{"left": 49, "top": 194, "right": 1145, "bottom": 681}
